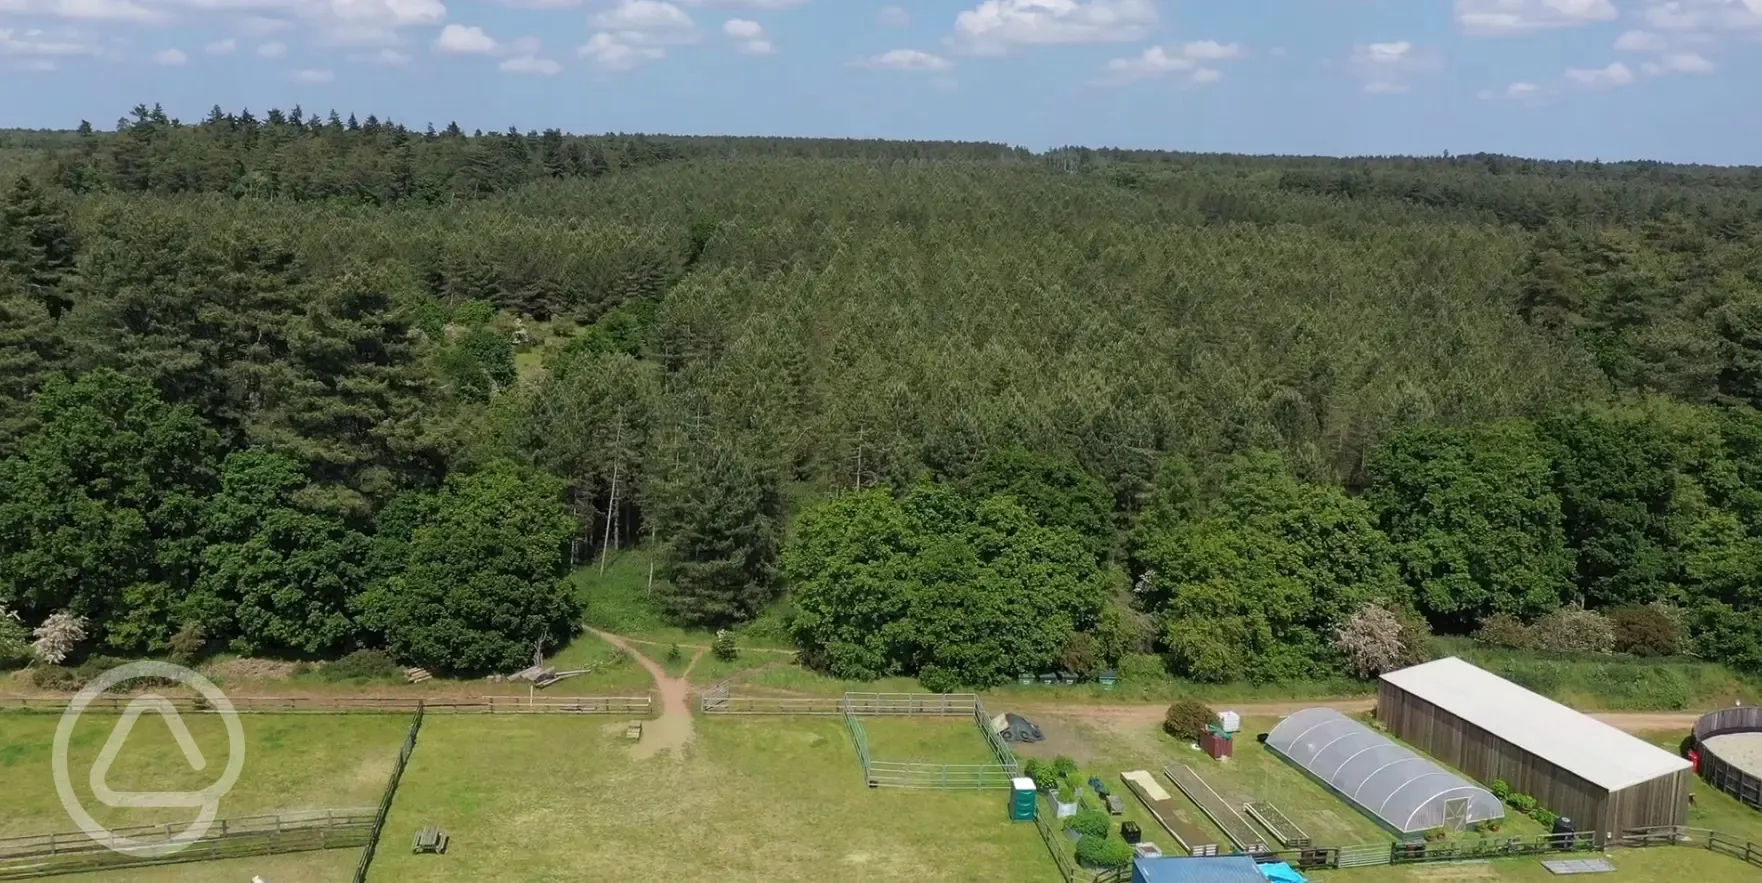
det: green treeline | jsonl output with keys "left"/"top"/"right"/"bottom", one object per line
{"left": 1, "top": 106, "right": 1760, "bottom": 685}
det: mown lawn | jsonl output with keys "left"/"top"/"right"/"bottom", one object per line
{"left": 371, "top": 715, "right": 1057, "bottom": 883}
{"left": 0, "top": 712, "right": 410, "bottom": 838}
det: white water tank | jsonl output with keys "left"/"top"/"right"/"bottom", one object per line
{"left": 1216, "top": 710, "right": 1241, "bottom": 733}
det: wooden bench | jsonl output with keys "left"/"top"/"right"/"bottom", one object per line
{"left": 626, "top": 722, "right": 643, "bottom": 741}
{"left": 413, "top": 825, "right": 449, "bottom": 854}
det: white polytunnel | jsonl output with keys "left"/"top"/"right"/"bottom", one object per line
{"left": 1265, "top": 707, "right": 1505, "bottom": 836}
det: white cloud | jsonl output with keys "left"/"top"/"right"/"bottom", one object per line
{"left": 1094, "top": 40, "right": 1244, "bottom": 85}
{"left": 1564, "top": 60, "right": 1636, "bottom": 86}
{"left": 435, "top": 23, "right": 497, "bottom": 53}
{"left": 0, "top": 26, "right": 102, "bottom": 57}
{"left": 1613, "top": 29, "right": 1670, "bottom": 50}
{"left": 150, "top": 46, "right": 185, "bottom": 63}
{"left": 594, "top": 0, "right": 694, "bottom": 29}
{"left": 256, "top": 40, "right": 286, "bottom": 57}
{"left": 676, "top": 0, "right": 807, "bottom": 6}
{"left": 292, "top": 66, "right": 334, "bottom": 82}
{"left": 877, "top": 4, "right": 908, "bottom": 26}
{"left": 1477, "top": 80, "right": 1542, "bottom": 100}
{"left": 1455, "top": 0, "right": 1618, "bottom": 35}
{"left": 849, "top": 47, "right": 952, "bottom": 71}
{"left": 578, "top": 31, "right": 668, "bottom": 69}
{"left": 1, "top": 0, "right": 164, "bottom": 24}
{"left": 1347, "top": 40, "right": 1441, "bottom": 93}
{"left": 953, "top": 0, "right": 1158, "bottom": 55}
{"left": 204, "top": 37, "right": 237, "bottom": 54}
{"left": 1644, "top": 0, "right": 1762, "bottom": 32}
{"left": 373, "top": 46, "right": 410, "bottom": 62}
{"left": 500, "top": 52, "right": 562, "bottom": 74}
{"left": 722, "top": 17, "right": 772, "bottom": 52}
{"left": 240, "top": 16, "right": 292, "bottom": 36}
{"left": 1641, "top": 50, "right": 1715, "bottom": 73}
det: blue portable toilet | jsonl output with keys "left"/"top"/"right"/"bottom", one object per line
{"left": 1132, "top": 855, "right": 1269, "bottom": 883}
{"left": 1009, "top": 776, "right": 1037, "bottom": 821}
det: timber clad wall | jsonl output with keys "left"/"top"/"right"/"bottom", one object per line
{"left": 1376, "top": 682, "right": 1689, "bottom": 840}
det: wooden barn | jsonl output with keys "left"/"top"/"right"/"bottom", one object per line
{"left": 1377, "top": 657, "right": 1692, "bottom": 843}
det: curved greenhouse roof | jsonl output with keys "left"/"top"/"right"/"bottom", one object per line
{"left": 1266, "top": 707, "right": 1504, "bottom": 835}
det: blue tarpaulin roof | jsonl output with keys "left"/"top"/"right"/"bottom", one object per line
{"left": 1132, "top": 855, "right": 1267, "bottom": 883}
{"left": 1259, "top": 861, "right": 1307, "bottom": 883}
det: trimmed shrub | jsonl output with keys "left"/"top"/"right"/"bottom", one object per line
{"left": 1064, "top": 809, "right": 1109, "bottom": 838}
{"left": 1507, "top": 793, "right": 1537, "bottom": 814}
{"left": 1474, "top": 614, "right": 1533, "bottom": 650}
{"left": 1530, "top": 608, "right": 1614, "bottom": 655}
{"left": 666, "top": 643, "right": 684, "bottom": 665}
{"left": 1074, "top": 834, "right": 1135, "bottom": 869}
{"left": 1533, "top": 808, "right": 1558, "bottom": 829}
{"left": 1164, "top": 699, "right": 1214, "bottom": 741}
{"left": 1610, "top": 605, "right": 1681, "bottom": 657}
{"left": 1489, "top": 779, "right": 1510, "bottom": 801}
{"left": 319, "top": 649, "right": 403, "bottom": 683}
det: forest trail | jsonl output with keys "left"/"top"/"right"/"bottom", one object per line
{"left": 589, "top": 628, "right": 694, "bottom": 760}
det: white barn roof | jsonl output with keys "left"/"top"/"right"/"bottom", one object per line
{"left": 1379, "top": 656, "right": 1690, "bottom": 792}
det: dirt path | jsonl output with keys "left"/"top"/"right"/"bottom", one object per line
{"left": 588, "top": 628, "right": 694, "bottom": 760}
{"left": 613, "top": 634, "right": 799, "bottom": 656}
{"left": 1005, "top": 698, "right": 1701, "bottom": 735}
{"left": 680, "top": 646, "right": 710, "bottom": 681}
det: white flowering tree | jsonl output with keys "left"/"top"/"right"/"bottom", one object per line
{"left": 31, "top": 611, "right": 88, "bottom": 666}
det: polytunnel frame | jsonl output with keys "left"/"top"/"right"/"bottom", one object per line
{"left": 1265, "top": 707, "right": 1504, "bottom": 836}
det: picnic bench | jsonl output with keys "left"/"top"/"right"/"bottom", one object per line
{"left": 413, "top": 825, "right": 449, "bottom": 855}
{"left": 626, "top": 721, "right": 643, "bottom": 741}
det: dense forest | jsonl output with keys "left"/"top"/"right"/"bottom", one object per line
{"left": 1, "top": 104, "right": 1760, "bottom": 687}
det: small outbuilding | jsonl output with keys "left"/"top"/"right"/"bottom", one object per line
{"left": 1378, "top": 656, "right": 1693, "bottom": 842}
{"left": 1132, "top": 855, "right": 1267, "bottom": 883}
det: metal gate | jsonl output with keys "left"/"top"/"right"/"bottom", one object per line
{"left": 1336, "top": 842, "right": 1392, "bottom": 868}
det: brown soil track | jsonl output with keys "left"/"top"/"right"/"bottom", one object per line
{"left": 1006, "top": 698, "right": 1702, "bottom": 735}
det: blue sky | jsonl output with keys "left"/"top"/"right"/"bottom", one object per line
{"left": 0, "top": 0, "right": 1755, "bottom": 163}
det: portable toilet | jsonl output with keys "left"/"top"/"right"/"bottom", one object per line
{"left": 1010, "top": 777, "right": 1037, "bottom": 821}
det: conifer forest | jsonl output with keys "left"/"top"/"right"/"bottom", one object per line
{"left": 2, "top": 104, "right": 1762, "bottom": 687}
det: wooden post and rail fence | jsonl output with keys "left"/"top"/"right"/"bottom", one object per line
{"left": 0, "top": 694, "right": 655, "bottom": 716}
{"left": 0, "top": 810, "right": 376, "bottom": 880}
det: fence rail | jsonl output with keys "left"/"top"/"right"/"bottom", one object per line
{"left": 352, "top": 704, "right": 423, "bottom": 883}
{"left": 839, "top": 696, "right": 1016, "bottom": 790}
{"left": 0, "top": 694, "right": 653, "bottom": 716}
{"left": 700, "top": 690, "right": 979, "bottom": 717}
{"left": 1621, "top": 826, "right": 1762, "bottom": 869}
{"left": 0, "top": 810, "right": 373, "bottom": 880}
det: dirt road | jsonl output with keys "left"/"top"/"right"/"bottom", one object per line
{"left": 587, "top": 628, "right": 695, "bottom": 759}
{"left": 1007, "top": 698, "right": 1702, "bottom": 735}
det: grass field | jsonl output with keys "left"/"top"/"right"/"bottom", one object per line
{"left": 0, "top": 712, "right": 409, "bottom": 837}
{"left": 72, "top": 850, "right": 360, "bottom": 883}
{"left": 372, "top": 715, "right": 1056, "bottom": 883}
